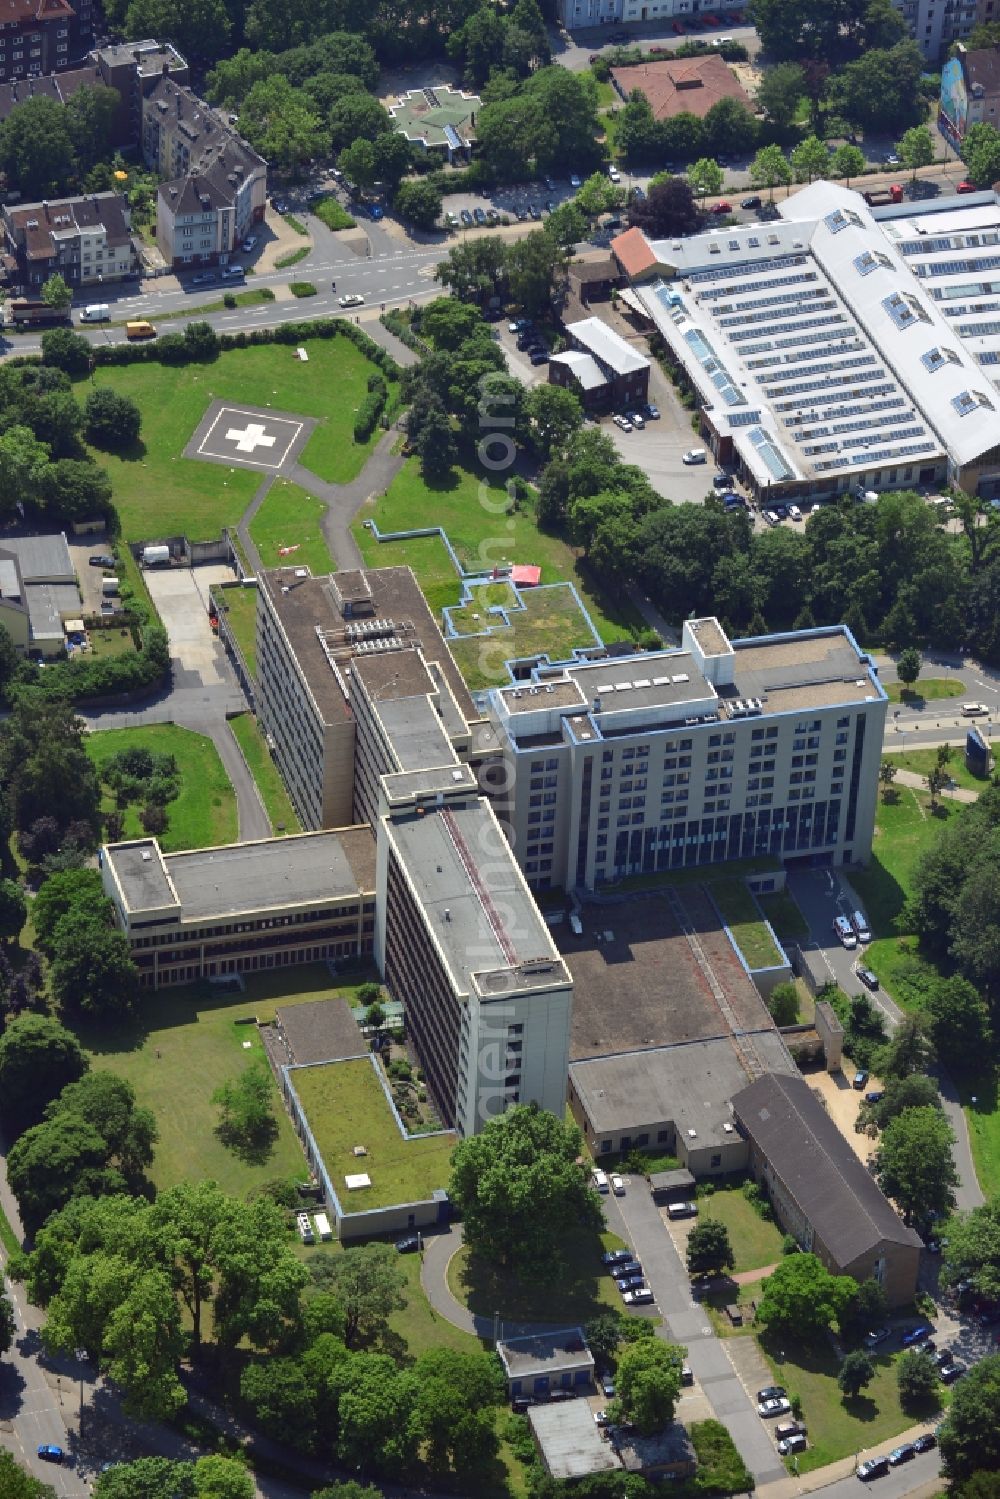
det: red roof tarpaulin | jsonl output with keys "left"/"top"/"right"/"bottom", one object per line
{"left": 510, "top": 565, "right": 542, "bottom": 586}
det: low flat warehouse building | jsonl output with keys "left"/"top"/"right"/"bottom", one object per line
{"left": 490, "top": 616, "right": 886, "bottom": 891}
{"left": 611, "top": 181, "right": 1000, "bottom": 502}
{"left": 101, "top": 829, "right": 376, "bottom": 987}
{"left": 732, "top": 1072, "right": 922, "bottom": 1304}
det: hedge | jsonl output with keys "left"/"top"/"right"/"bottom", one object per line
{"left": 18, "top": 624, "right": 170, "bottom": 705}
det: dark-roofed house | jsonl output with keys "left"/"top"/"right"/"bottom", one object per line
{"left": 616, "top": 1424, "right": 697, "bottom": 1480}
{"left": 732, "top": 1073, "right": 922, "bottom": 1305}
{"left": 1, "top": 192, "right": 136, "bottom": 290}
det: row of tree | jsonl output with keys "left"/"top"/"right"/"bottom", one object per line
{"left": 910, "top": 782, "right": 1000, "bottom": 1002}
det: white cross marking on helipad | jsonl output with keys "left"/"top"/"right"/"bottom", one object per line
{"left": 225, "top": 422, "right": 277, "bottom": 453}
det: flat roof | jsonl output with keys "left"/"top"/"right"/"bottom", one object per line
{"left": 570, "top": 1032, "right": 796, "bottom": 1143}
{"left": 1, "top": 532, "right": 73, "bottom": 581}
{"left": 377, "top": 694, "right": 457, "bottom": 773}
{"left": 26, "top": 581, "right": 80, "bottom": 639}
{"left": 560, "top": 885, "right": 775, "bottom": 1060}
{"left": 274, "top": 996, "right": 365, "bottom": 1065}
{"left": 732, "top": 1073, "right": 923, "bottom": 1262}
{"left": 528, "top": 1402, "right": 619, "bottom": 1481}
{"left": 259, "top": 565, "right": 477, "bottom": 728}
{"left": 388, "top": 84, "right": 482, "bottom": 150}
{"left": 498, "top": 1329, "right": 593, "bottom": 1377}
{"left": 105, "top": 828, "right": 376, "bottom": 921}
{"left": 385, "top": 801, "right": 569, "bottom": 999}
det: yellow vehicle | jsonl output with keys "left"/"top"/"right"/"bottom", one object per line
{"left": 125, "top": 320, "right": 156, "bottom": 340}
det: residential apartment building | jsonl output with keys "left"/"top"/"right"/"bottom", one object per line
{"left": 489, "top": 617, "right": 886, "bottom": 892}
{"left": 556, "top": 0, "right": 741, "bottom": 28}
{"left": 101, "top": 829, "right": 377, "bottom": 988}
{"left": 733, "top": 1073, "right": 922, "bottom": 1304}
{"left": 141, "top": 75, "right": 266, "bottom": 268}
{"left": 940, "top": 42, "right": 1000, "bottom": 146}
{"left": 548, "top": 316, "right": 649, "bottom": 413}
{"left": 1, "top": 191, "right": 136, "bottom": 290}
{"left": 893, "top": 0, "right": 977, "bottom": 60}
{"left": 0, "top": 38, "right": 188, "bottom": 144}
{"left": 0, "top": 0, "right": 92, "bottom": 87}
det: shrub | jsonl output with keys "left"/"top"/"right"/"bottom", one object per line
{"left": 84, "top": 387, "right": 141, "bottom": 449}
{"left": 781, "top": 1234, "right": 799, "bottom": 1255}
{"left": 289, "top": 282, "right": 317, "bottom": 298}
{"left": 223, "top": 293, "right": 237, "bottom": 309}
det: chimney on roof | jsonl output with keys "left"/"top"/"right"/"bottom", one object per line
{"left": 162, "top": 59, "right": 169, "bottom": 73}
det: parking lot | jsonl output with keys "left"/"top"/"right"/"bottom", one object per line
{"left": 66, "top": 534, "right": 115, "bottom": 615}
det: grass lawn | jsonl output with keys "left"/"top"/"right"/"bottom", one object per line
{"left": 229, "top": 712, "right": 301, "bottom": 835}
{"left": 290, "top": 1056, "right": 456, "bottom": 1210}
{"left": 448, "top": 584, "right": 603, "bottom": 689}
{"left": 601, "top": 857, "right": 781, "bottom": 894}
{"left": 249, "top": 479, "right": 336, "bottom": 576}
{"left": 147, "top": 288, "right": 275, "bottom": 325}
{"left": 275, "top": 246, "right": 310, "bottom": 270}
{"left": 87, "top": 624, "right": 138, "bottom": 659}
{"left": 698, "top": 1183, "right": 785, "bottom": 1273}
{"left": 885, "top": 745, "right": 994, "bottom": 795}
{"left": 311, "top": 195, "right": 357, "bottom": 231}
{"left": 85, "top": 723, "right": 238, "bottom": 852}
{"left": 758, "top": 1334, "right": 938, "bottom": 1473}
{"left": 81, "top": 337, "right": 395, "bottom": 541}
{"left": 355, "top": 528, "right": 464, "bottom": 616}
{"left": 447, "top": 1227, "right": 629, "bottom": 1326}
{"left": 709, "top": 878, "right": 784, "bottom": 969}
{"left": 215, "top": 582, "right": 258, "bottom": 677}
{"left": 757, "top": 888, "right": 810, "bottom": 942}
{"left": 885, "top": 678, "right": 964, "bottom": 704}
{"left": 0, "top": 1199, "right": 19, "bottom": 1258}
{"left": 353, "top": 459, "right": 644, "bottom": 647}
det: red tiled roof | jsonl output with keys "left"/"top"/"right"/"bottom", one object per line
{"left": 611, "top": 226, "right": 657, "bottom": 281}
{"left": 610, "top": 53, "right": 752, "bottom": 121}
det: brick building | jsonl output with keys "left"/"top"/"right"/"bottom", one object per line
{"left": 548, "top": 316, "right": 649, "bottom": 412}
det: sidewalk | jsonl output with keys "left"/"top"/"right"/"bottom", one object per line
{"left": 891, "top": 767, "right": 979, "bottom": 803}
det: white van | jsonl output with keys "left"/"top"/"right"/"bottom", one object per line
{"left": 569, "top": 912, "right": 583, "bottom": 936}
{"left": 962, "top": 702, "right": 989, "bottom": 716}
{"left": 81, "top": 303, "right": 109, "bottom": 322}
{"left": 296, "top": 1211, "right": 314, "bottom": 1244}
{"left": 833, "top": 914, "right": 857, "bottom": 949}
{"left": 592, "top": 1168, "right": 610, "bottom": 1194}
{"left": 851, "top": 910, "right": 871, "bottom": 943}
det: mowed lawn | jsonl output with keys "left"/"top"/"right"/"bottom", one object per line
{"left": 884, "top": 677, "right": 964, "bottom": 704}
{"left": 708, "top": 879, "right": 783, "bottom": 970}
{"left": 697, "top": 1183, "right": 785, "bottom": 1273}
{"left": 85, "top": 723, "right": 238, "bottom": 851}
{"left": 291, "top": 1057, "right": 456, "bottom": 1209}
{"left": 885, "top": 745, "right": 994, "bottom": 795}
{"left": 758, "top": 1334, "right": 937, "bottom": 1473}
{"left": 229, "top": 713, "right": 301, "bottom": 835}
{"left": 215, "top": 583, "right": 259, "bottom": 677}
{"left": 448, "top": 584, "right": 603, "bottom": 689}
{"left": 249, "top": 480, "right": 336, "bottom": 576}
{"left": 87, "top": 966, "right": 373, "bottom": 1194}
{"left": 80, "top": 337, "right": 395, "bottom": 542}
{"left": 352, "top": 460, "right": 643, "bottom": 646}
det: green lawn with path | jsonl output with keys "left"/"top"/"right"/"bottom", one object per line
{"left": 85, "top": 723, "right": 238, "bottom": 851}
{"left": 87, "top": 624, "right": 138, "bottom": 659}
{"left": 80, "top": 337, "right": 396, "bottom": 541}
{"left": 885, "top": 745, "right": 994, "bottom": 795}
{"left": 86, "top": 966, "right": 360, "bottom": 1194}
{"left": 759, "top": 1334, "right": 938, "bottom": 1473}
{"left": 229, "top": 713, "right": 301, "bottom": 835}
{"left": 215, "top": 583, "right": 258, "bottom": 677}
{"left": 709, "top": 879, "right": 784, "bottom": 969}
{"left": 353, "top": 459, "right": 644, "bottom": 648}
{"left": 249, "top": 479, "right": 336, "bottom": 577}
{"left": 290, "top": 1057, "right": 456, "bottom": 1210}
{"left": 447, "top": 1228, "right": 629, "bottom": 1327}
{"left": 884, "top": 677, "right": 964, "bottom": 704}
{"left": 697, "top": 1182, "right": 785, "bottom": 1273}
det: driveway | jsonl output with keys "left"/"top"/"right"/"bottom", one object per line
{"left": 144, "top": 567, "right": 234, "bottom": 691}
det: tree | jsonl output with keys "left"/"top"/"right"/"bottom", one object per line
{"left": 790, "top": 134, "right": 830, "bottom": 183}
{"left": 40, "top": 274, "right": 72, "bottom": 312}
{"left": 40, "top": 327, "right": 92, "bottom": 376}
{"left": 755, "top": 62, "right": 805, "bottom": 131}
{"left": 629, "top": 175, "right": 699, "bottom": 237}
{"left": 687, "top": 156, "right": 723, "bottom": 200}
{"left": 415, "top": 404, "right": 456, "bottom": 484}
{"left": 755, "top": 1253, "right": 856, "bottom": 1340}
{"left": 874, "top": 1012, "right": 933, "bottom": 1081}
{"left": 0, "top": 95, "right": 75, "bottom": 196}
{"left": 831, "top": 142, "right": 867, "bottom": 185}
{"left": 394, "top": 178, "right": 442, "bottom": 231}
{"left": 338, "top": 137, "right": 377, "bottom": 190}
{"left": 448, "top": 1104, "right": 602, "bottom": 1278}
{"left": 896, "top": 1348, "right": 938, "bottom": 1410}
{"left": 240, "top": 1358, "right": 317, "bottom": 1450}
{"left": 577, "top": 170, "right": 625, "bottom": 219}
{"left": 830, "top": 41, "right": 924, "bottom": 136}
{"left": 750, "top": 144, "right": 793, "bottom": 199}
{"left": 843, "top": 1276, "right": 889, "bottom": 1332}
{"left": 48, "top": 908, "right": 139, "bottom": 1022}
{"left": 703, "top": 97, "right": 758, "bottom": 158}
{"left": 123, "top": 0, "right": 232, "bottom": 62}
{"left": 0, "top": 1013, "right": 87, "bottom": 1133}
{"left": 94, "top": 1458, "right": 191, "bottom": 1499}
{"left": 213, "top": 1062, "right": 277, "bottom": 1159}
{"left": 238, "top": 75, "right": 329, "bottom": 171}
{"left": 896, "top": 645, "right": 922, "bottom": 688}
{"left": 942, "top": 1199, "right": 1000, "bottom": 1303}
{"left": 878, "top": 759, "right": 898, "bottom": 797}
{"left": 309, "top": 1242, "right": 406, "bottom": 1349}
{"left": 962, "top": 122, "right": 1000, "bottom": 188}
{"left": 51, "top": 1072, "right": 156, "bottom": 1183}
{"left": 612, "top": 1339, "right": 685, "bottom": 1434}
{"left": 7, "top": 1113, "right": 114, "bottom": 1234}
{"left": 191, "top": 1456, "right": 254, "bottom": 1499}
{"left": 524, "top": 383, "right": 583, "bottom": 460}
{"left": 84, "top": 388, "right": 141, "bottom": 450}
{"left": 856, "top": 1073, "right": 940, "bottom": 1136}
{"left": 686, "top": 1219, "right": 734, "bottom": 1276}
{"left": 940, "top": 1354, "right": 1000, "bottom": 1480}
{"left": 332, "top": 1353, "right": 421, "bottom": 1476}
{"left": 41, "top": 458, "right": 114, "bottom": 526}
{"left": 877, "top": 1105, "right": 958, "bottom": 1225}
{"left": 838, "top": 1349, "right": 875, "bottom": 1399}
{"left": 0, "top": 425, "right": 50, "bottom": 517}
{"left": 897, "top": 124, "right": 934, "bottom": 180}
{"left": 0, "top": 1287, "right": 14, "bottom": 1355}
{"left": 506, "top": 228, "right": 568, "bottom": 317}
{"left": 0, "top": 877, "right": 26, "bottom": 943}
{"left": 0, "top": 1452, "right": 58, "bottom": 1499}
{"left": 33, "top": 868, "right": 104, "bottom": 952}
{"left": 926, "top": 762, "right": 949, "bottom": 810}
{"left": 767, "top": 981, "right": 798, "bottom": 1026}
{"left": 64, "top": 84, "right": 120, "bottom": 173}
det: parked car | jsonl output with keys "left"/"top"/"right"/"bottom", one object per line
{"left": 681, "top": 1365, "right": 694, "bottom": 1386}
{"left": 529, "top": 349, "right": 549, "bottom": 366}
{"left": 511, "top": 1396, "right": 531, "bottom": 1413}
{"left": 940, "top": 1361, "right": 966, "bottom": 1383}
{"left": 864, "top": 1327, "right": 891, "bottom": 1348}
{"left": 758, "top": 1397, "right": 792, "bottom": 1417}
{"left": 763, "top": 509, "right": 780, "bottom": 526}
{"left": 601, "top": 1376, "right": 616, "bottom": 1397}
{"left": 757, "top": 1386, "right": 787, "bottom": 1402}
{"left": 933, "top": 1348, "right": 954, "bottom": 1368}
{"left": 857, "top": 1456, "right": 890, "bottom": 1481}
{"left": 741, "top": 195, "right": 762, "bottom": 210}
{"left": 778, "top": 1433, "right": 807, "bottom": 1455}
{"left": 644, "top": 402, "right": 660, "bottom": 418}
{"left": 37, "top": 1447, "right": 64, "bottom": 1464}
{"left": 888, "top": 1445, "right": 915, "bottom": 1466}
{"left": 622, "top": 1287, "right": 654, "bottom": 1305}
{"left": 191, "top": 271, "right": 215, "bottom": 285}
{"left": 460, "top": 209, "right": 473, "bottom": 226}
{"left": 856, "top": 966, "right": 880, "bottom": 991}
{"left": 611, "top": 1260, "right": 642, "bottom": 1280}
{"left": 864, "top": 1090, "right": 885, "bottom": 1105}
{"left": 570, "top": 174, "right": 582, "bottom": 188}
{"left": 618, "top": 1274, "right": 646, "bottom": 1293}
{"left": 395, "top": 1233, "right": 420, "bottom": 1253}
{"left": 367, "top": 204, "right": 384, "bottom": 220}
{"left": 712, "top": 201, "right": 733, "bottom": 214}
{"left": 913, "top": 1433, "right": 937, "bottom": 1453}
{"left": 613, "top": 414, "right": 633, "bottom": 432}
{"left": 628, "top": 411, "right": 645, "bottom": 429}
{"left": 602, "top": 1248, "right": 634, "bottom": 1265}
{"left": 683, "top": 448, "right": 707, "bottom": 464}
{"left": 956, "top": 180, "right": 976, "bottom": 193}
{"left": 241, "top": 234, "right": 258, "bottom": 252}
{"left": 853, "top": 1069, "right": 869, "bottom": 1090}
{"left": 883, "top": 152, "right": 900, "bottom": 166}
{"left": 89, "top": 554, "right": 115, "bottom": 567}
{"left": 902, "top": 1324, "right": 933, "bottom": 1347}
{"left": 608, "top": 165, "right": 621, "bottom": 182}
{"left": 339, "top": 293, "right": 365, "bottom": 307}
{"left": 713, "top": 472, "right": 730, "bottom": 487}
{"left": 509, "top": 317, "right": 531, "bottom": 334}
{"left": 473, "top": 207, "right": 487, "bottom": 225}
{"left": 594, "top": 1408, "right": 610, "bottom": 1426}
{"left": 787, "top": 503, "right": 802, "bottom": 521}
{"left": 611, "top": 1173, "right": 626, "bottom": 1196}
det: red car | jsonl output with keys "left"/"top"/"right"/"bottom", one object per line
{"left": 712, "top": 200, "right": 732, "bottom": 213}
{"left": 673, "top": 18, "right": 685, "bottom": 29}
{"left": 957, "top": 180, "right": 977, "bottom": 193}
